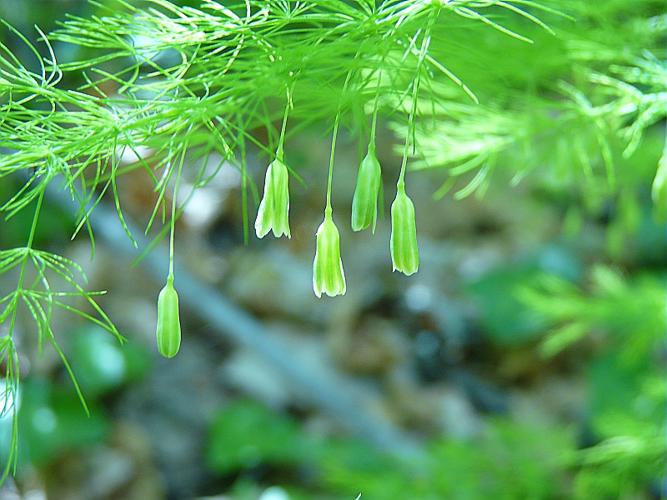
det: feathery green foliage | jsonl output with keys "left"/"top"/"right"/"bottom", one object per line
{"left": 521, "top": 266, "right": 666, "bottom": 497}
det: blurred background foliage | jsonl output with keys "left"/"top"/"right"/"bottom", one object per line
{"left": 0, "top": 0, "right": 665, "bottom": 499}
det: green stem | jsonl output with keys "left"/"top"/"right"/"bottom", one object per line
{"left": 7, "top": 190, "right": 44, "bottom": 366}
{"left": 239, "top": 117, "right": 249, "bottom": 245}
{"left": 369, "top": 76, "right": 381, "bottom": 151}
{"left": 168, "top": 148, "right": 186, "bottom": 281}
{"left": 8, "top": 188, "right": 45, "bottom": 332}
{"left": 326, "top": 111, "right": 341, "bottom": 210}
{"left": 397, "top": 77, "right": 419, "bottom": 187}
{"left": 398, "top": 12, "right": 437, "bottom": 187}
{"left": 368, "top": 32, "right": 395, "bottom": 152}
{"left": 276, "top": 85, "right": 292, "bottom": 160}
{"left": 17, "top": 189, "right": 45, "bottom": 289}
{"left": 2, "top": 187, "right": 44, "bottom": 479}
{"left": 326, "top": 62, "right": 359, "bottom": 211}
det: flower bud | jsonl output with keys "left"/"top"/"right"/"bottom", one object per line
{"left": 390, "top": 183, "right": 419, "bottom": 275}
{"left": 255, "top": 158, "right": 291, "bottom": 238}
{"left": 156, "top": 276, "right": 181, "bottom": 358}
{"left": 351, "top": 147, "right": 382, "bottom": 232}
{"left": 312, "top": 208, "right": 346, "bottom": 298}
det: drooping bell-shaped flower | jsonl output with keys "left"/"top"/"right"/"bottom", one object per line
{"left": 156, "top": 275, "right": 181, "bottom": 358}
{"left": 351, "top": 146, "right": 382, "bottom": 232}
{"left": 390, "top": 183, "right": 419, "bottom": 275}
{"left": 255, "top": 158, "right": 291, "bottom": 238}
{"left": 312, "top": 207, "right": 346, "bottom": 298}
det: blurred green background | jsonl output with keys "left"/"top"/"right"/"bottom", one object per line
{"left": 0, "top": 1, "right": 665, "bottom": 499}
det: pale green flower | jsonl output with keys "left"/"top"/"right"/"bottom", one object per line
{"left": 156, "top": 275, "right": 181, "bottom": 358}
{"left": 351, "top": 147, "right": 382, "bottom": 233}
{"left": 390, "top": 183, "right": 419, "bottom": 275}
{"left": 313, "top": 208, "right": 346, "bottom": 298}
{"left": 255, "top": 158, "right": 291, "bottom": 238}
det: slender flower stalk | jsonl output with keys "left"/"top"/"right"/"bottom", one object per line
{"left": 313, "top": 207, "right": 346, "bottom": 297}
